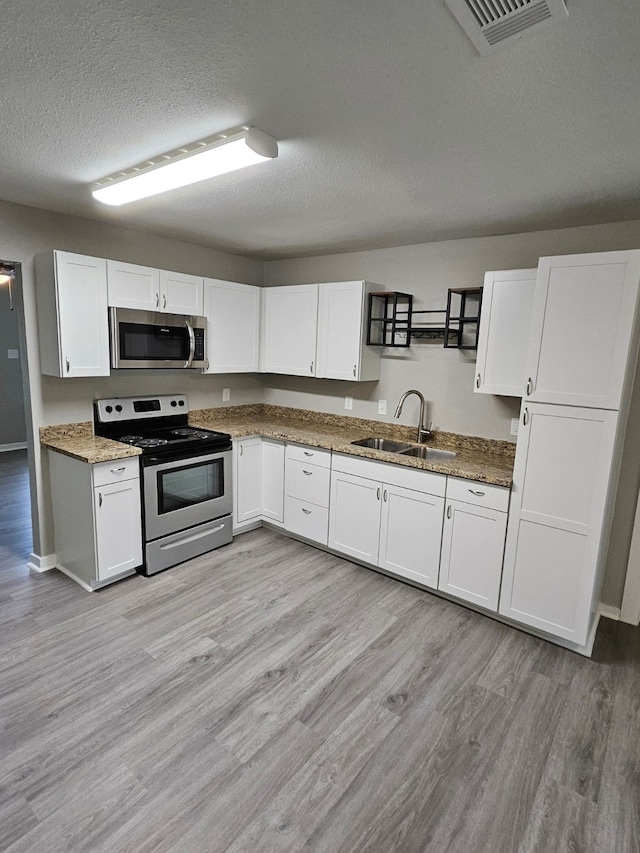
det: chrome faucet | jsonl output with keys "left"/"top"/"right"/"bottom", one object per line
{"left": 394, "top": 389, "right": 432, "bottom": 443}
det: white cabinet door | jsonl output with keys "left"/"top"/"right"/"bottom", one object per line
{"left": 160, "top": 270, "right": 203, "bottom": 315}
{"left": 94, "top": 479, "right": 142, "bottom": 580}
{"left": 261, "top": 439, "right": 285, "bottom": 523}
{"left": 378, "top": 484, "right": 444, "bottom": 589}
{"left": 499, "top": 402, "right": 618, "bottom": 645}
{"left": 328, "top": 470, "right": 382, "bottom": 564}
{"left": 475, "top": 268, "right": 536, "bottom": 397}
{"left": 107, "top": 260, "right": 160, "bottom": 311}
{"left": 203, "top": 279, "right": 260, "bottom": 373}
{"left": 439, "top": 500, "right": 507, "bottom": 611}
{"left": 261, "top": 285, "right": 318, "bottom": 376}
{"left": 524, "top": 251, "right": 640, "bottom": 408}
{"left": 53, "top": 252, "right": 110, "bottom": 377}
{"left": 234, "top": 438, "right": 262, "bottom": 525}
{"left": 316, "top": 281, "right": 380, "bottom": 381}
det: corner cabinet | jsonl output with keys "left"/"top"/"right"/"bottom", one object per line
{"left": 35, "top": 251, "right": 110, "bottom": 377}
{"left": 233, "top": 437, "right": 285, "bottom": 532}
{"left": 48, "top": 453, "right": 142, "bottom": 590}
{"left": 107, "top": 260, "right": 203, "bottom": 315}
{"left": 261, "top": 285, "right": 319, "bottom": 376}
{"left": 474, "top": 268, "right": 536, "bottom": 396}
{"left": 203, "top": 279, "right": 260, "bottom": 373}
{"left": 316, "top": 281, "right": 380, "bottom": 381}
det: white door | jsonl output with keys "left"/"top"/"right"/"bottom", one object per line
{"left": 203, "top": 279, "right": 260, "bottom": 373}
{"left": 234, "top": 438, "right": 262, "bottom": 524}
{"left": 475, "top": 268, "right": 536, "bottom": 396}
{"left": 316, "top": 281, "right": 364, "bottom": 380}
{"left": 94, "top": 480, "right": 142, "bottom": 580}
{"left": 261, "top": 285, "right": 318, "bottom": 376}
{"left": 524, "top": 251, "right": 640, "bottom": 408}
{"left": 499, "top": 402, "right": 618, "bottom": 644}
{"left": 328, "top": 470, "right": 382, "bottom": 564}
{"left": 107, "top": 260, "right": 160, "bottom": 311}
{"left": 261, "top": 439, "right": 285, "bottom": 522}
{"left": 160, "top": 270, "right": 203, "bottom": 315}
{"left": 439, "top": 500, "right": 507, "bottom": 611}
{"left": 378, "top": 483, "right": 444, "bottom": 590}
{"left": 55, "top": 251, "right": 110, "bottom": 377}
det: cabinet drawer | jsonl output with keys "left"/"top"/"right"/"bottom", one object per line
{"left": 284, "top": 496, "right": 329, "bottom": 545}
{"left": 92, "top": 457, "right": 140, "bottom": 487}
{"left": 286, "top": 443, "right": 331, "bottom": 469}
{"left": 286, "top": 459, "right": 330, "bottom": 507}
{"left": 446, "top": 477, "right": 510, "bottom": 512}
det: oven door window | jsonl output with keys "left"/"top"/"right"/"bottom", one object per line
{"left": 119, "top": 322, "right": 188, "bottom": 362}
{"left": 157, "top": 458, "right": 225, "bottom": 514}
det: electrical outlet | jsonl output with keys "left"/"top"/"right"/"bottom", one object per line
{"left": 378, "top": 399, "right": 387, "bottom": 415}
{"left": 222, "top": 388, "right": 230, "bottom": 402}
{"left": 511, "top": 417, "right": 519, "bottom": 436}
{"left": 344, "top": 396, "right": 353, "bottom": 411}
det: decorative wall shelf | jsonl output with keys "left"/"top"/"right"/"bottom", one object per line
{"left": 367, "top": 287, "right": 483, "bottom": 349}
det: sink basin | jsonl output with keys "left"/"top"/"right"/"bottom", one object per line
{"left": 351, "top": 437, "right": 414, "bottom": 452}
{"left": 398, "top": 445, "right": 458, "bottom": 462}
{"left": 399, "top": 446, "right": 457, "bottom": 461}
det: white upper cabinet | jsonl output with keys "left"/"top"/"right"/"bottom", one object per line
{"left": 261, "top": 285, "right": 319, "bottom": 376}
{"left": 107, "top": 261, "right": 203, "bottom": 315}
{"left": 316, "top": 281, "right": 380, "bottom": 381}
{"left": 159, "top": 270, "right": 204, "bottom": 315}
{"left": 35, "top": 251, "right": 110, "bottom": 377}
{"left": 474, "top": 268, "right": 536, "bottom": 396}
{"left": 107, "top": 260, "right": 159, "bottom": 311}
{"left": 203, "top": 279, "right": 260, "bottom": 373}
{"left": 499, "top": 402, "right": 618, "bottom": 646}
{"left": 524, "top": 251, "right": 640, "bottom": 409}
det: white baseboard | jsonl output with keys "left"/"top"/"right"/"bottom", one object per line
{"left": 27, "top": 552, "right": 57, "bottom": 573}
{"left": 0, "top": 441, "right": 27, "bottom": 453}
{"left": 55, "top": 563, "right": 95, "bottom": 592}
{"left": 599, "top": 603, "right": 621, "bottom": 621}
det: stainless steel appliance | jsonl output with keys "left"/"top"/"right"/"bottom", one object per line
{"left": 94, "top": 395, "right": 232, "bottom": 575}
{"left": 109, "top": 307, "right": 207, "bottom": 369}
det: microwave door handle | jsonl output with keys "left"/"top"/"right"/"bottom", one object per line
{"left": 184, "top": 320, "right": 196, "bottom": 368}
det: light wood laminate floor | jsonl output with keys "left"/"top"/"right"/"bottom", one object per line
{"left": 1, "top": 451, "right": 639, "bottom": 852}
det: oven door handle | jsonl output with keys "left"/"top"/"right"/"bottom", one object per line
{"left": 184, "top": 320, "right": 196, "bottom": 368}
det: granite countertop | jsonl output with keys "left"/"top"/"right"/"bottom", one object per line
{"left": 40, "top": 404, "right": 515, "bottom": 486}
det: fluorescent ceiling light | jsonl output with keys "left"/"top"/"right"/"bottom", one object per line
{"left": 92, "top": 126, "right": 278, "bottom": 206}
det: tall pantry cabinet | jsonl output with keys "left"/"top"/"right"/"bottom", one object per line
{"left": 499, "top": 251, "right": 640, "bottom": 651}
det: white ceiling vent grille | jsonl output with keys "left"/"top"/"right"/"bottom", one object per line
{"left": 445, "top": 0, "right": 568, "bottom": 55}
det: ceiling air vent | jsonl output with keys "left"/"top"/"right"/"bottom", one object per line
{"left": 445, "top": 0, "right": 568, "bottom": 55}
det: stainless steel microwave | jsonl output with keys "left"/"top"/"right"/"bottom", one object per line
{"left": 109, "top": 307, "right": 207, "bottom": 369}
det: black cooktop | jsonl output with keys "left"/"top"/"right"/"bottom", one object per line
{"left": 115, "top": 426, "right": 231, "bottom": 451}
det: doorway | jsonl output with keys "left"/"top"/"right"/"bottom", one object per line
{"left": 0, "top": 260, "right": 34, "bottom": 572}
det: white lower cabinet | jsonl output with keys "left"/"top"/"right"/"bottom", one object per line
{"left": 439, "top": 486, "right": 509, "bottom": 611}
{"left": 328, "top": 455, "right": 446, "bottom": 589}
{"left": 284, "top": 444, "right": 331, "bottom": 544}
{"left": 233, "top": 437, "right": 285, "bottom": 531}
{"left": 49, "top": 452, "right": 142, "bottom": 590}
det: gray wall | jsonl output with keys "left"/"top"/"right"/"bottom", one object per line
{"left": 0, "top": 198, "right": 263, "bottom": 559}
{"left": 0, "top": 278, "right": 27, "bottom": 446}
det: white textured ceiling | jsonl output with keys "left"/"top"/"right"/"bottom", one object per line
{"left": 2, "top": 0, "right": 640, "bottom": 259}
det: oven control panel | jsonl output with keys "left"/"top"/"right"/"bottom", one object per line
{"left": 95, "top": 395, "right": 189, "bottom": 422}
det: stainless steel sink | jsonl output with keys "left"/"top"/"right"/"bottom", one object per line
{"left": 351, "top": 437, "right": 414, "bottom": 452}
{"left": 399, "top": 446, "right": 457, "bottom": 461}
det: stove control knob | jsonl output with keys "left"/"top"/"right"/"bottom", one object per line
{"left": 171, "top": 400, "right": 177, "bottom": 407}
{"left": 115, "top": 405, "right": 123, "bottom": 413}
{"left": 178, "top": 400, "right": 185, "bottom": 407}
{"left": 105, "top": 405, "right": 113, "bottom": 414}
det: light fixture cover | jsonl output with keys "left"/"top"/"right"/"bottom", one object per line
{"left": 92, "top": 127, "right": 278, "bottom": 206}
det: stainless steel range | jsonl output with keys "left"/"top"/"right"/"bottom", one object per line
{"left": 94, "top": 395, "right": 233, "bottom": 575}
